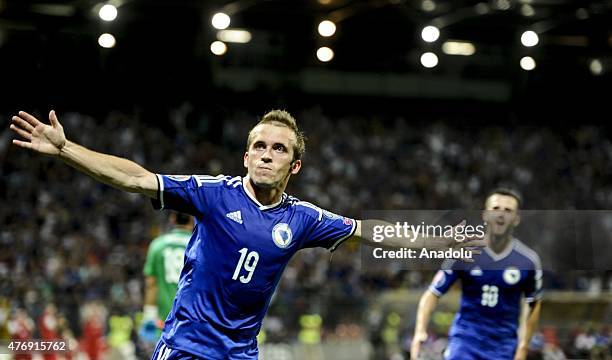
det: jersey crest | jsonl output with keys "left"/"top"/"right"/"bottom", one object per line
{"left": 503, "top": 267, "right": 521, "bottom": 285}
{"left": 272, "top": 223, "right": 292, "bottom": 248}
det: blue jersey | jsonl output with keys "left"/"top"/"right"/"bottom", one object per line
{"left": 429, "top": 239, "right": 542, "bottom": 357}
{"left": 151, "top": 174, "right": 356, "bottom": 359}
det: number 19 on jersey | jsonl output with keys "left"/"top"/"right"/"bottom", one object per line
{"left": 232, "top": 248, "right": 259, "bottom": 284}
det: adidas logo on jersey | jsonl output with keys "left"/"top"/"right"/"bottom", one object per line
{"left": 470, "top": 267, "right": 483, "bottom": 276}
{"left": 226, "top": 211, "right": 243, "bottom": 224}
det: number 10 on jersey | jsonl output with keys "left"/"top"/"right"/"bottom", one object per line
{"left": 232, "top": 248, "right": 259, "bottom": 283}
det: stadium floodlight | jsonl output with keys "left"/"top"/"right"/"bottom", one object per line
{"left": 212, "top": 12, "right": 230, "bottom": 30}
{"left": 474, "top": 2, "right": 490, "bottom": 15}
{"left": 98, "top": 33, "right": 116, "bottom": 48}
{"left": 98, "top": 4, "right": 117, "bottom": 22}
{"left": 589, "top": 59, "right": 603, "bottom": 75}
{"left": 210, "top": 41, "right": 227, "bottom": 56}
{"left": 421, "top": 0, "right": 436, "bottom": 12}
{"left": 318, "top": 20, "right": 336, "bottom": 37}
{"left": 496, "top": 0, "right": 511, "bottom": 10}
{"left": 217, "top": 30, "right": 251, "bottom": 44}
{"left": 420, "top": 52, "right": 438, "bottom": 68}
{"left": 442, "top": 41, "right": 475, "bottom": 56}
{"left": 421, "top": 25, "right": 440, "bottom": 43}
{"left": 520, "top": 4, "right": 535, "bottom": 17}
{"left": 316, "top": 47, "right": 334, "bottom": 62}
{"left": 521, "top": 30, "right": 539, "bottom": 47}
{"left": 520, "top": 56, "right": 536, "bottom": 71}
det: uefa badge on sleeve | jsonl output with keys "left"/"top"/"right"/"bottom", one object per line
{"left": 167, "top": 175, "right": 192, "bottom": 181}
{"left": 272, "top": 223, "right": 292, "bottom": 248}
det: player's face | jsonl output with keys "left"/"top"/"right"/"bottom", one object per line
{"left": 244, "top": 123, "right": 301, "bottom": 189}
{"left": 483, "top": 194, "right": 520, "bottom": 237}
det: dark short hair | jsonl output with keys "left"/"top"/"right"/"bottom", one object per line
{"left": 486, "top": 188, "right": 523, "bottom": 208}
{"left": 246, "top": 110, "right": 306, "bottom": 162}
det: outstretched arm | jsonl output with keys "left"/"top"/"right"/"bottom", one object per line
{"left": 10, "top": 110, "right": 158, "bottom": 197}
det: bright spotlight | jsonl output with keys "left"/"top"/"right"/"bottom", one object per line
{"left": 98, "top": 4, "right": 117, "bottom": 22}
{"left": 521, "top": 30, "right": 539, "bottom": 47}
{"left": 420, "top": 52, "right": 438, "bottom": 68}
{"left": 590, "top": 59, "right": 603, "bottom": 75}
{"left": 318, "top": 20, "right": 336, "bottom": 37}
{"left": 210, "top": 41, "right": 227, "bottom": 56}
{"left": 421, "top": 0, "right": 436, "bottom": 12}
{"left": 442, "top": 41, "right": 475, "bottom": 56}
{"left": 212, "top": 12, "right": 230, "bottom": 30}
{"left": 520, "top": 4, "right": 535, "bottom": 17}
{"left": 316, "top": 47, "right": 334, "bottom": 62}
{"left": 98, "top": 33, "right": 116, "bottom": 48}
{"left": 421, "top": 25, "right": 440, "bottom": 43}
{"left": 496, "top": 0, "right": 511, "bottom": 10}
{"left": 217, "top": 29, "right": 251, "bottom": 43}
{"left": 474, "top": 2, "right": 490, "bottom": 15}
{"left": 520, "top": 56, "right": 536, "bottom": 71}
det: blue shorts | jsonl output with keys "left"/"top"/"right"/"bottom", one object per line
{"left": 151, "top": 341, "right": 200, "bottom": 360}
{"left": 444, "top": 335, "right": 517, "bottom": 360}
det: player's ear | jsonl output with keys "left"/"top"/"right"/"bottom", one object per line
{"left": 243, "top": 152, "right": 249, "bottom": 169}
{"left": 513, "top": 214, "right": 521, "bottom": 227}
{"left": 290, "top": 159, "right": 301, "bottom": 175}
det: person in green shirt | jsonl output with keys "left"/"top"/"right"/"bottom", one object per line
{"left": 141, "top": 212, "right": 193, "bottom": 343}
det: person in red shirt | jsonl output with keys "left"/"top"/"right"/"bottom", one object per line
{"left": 39, "top": 304, "right": 60, "bottom": 360}
{"left": 8, "top": 308, "right": 34, "bottom": 360}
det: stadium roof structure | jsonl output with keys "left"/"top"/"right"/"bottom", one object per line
{"left": 0, "top": 0, "right": 610, "bottom": 112}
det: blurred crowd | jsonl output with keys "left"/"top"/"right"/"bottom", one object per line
{"left": 1, "top": 105, "right": 611, "bottom": 359}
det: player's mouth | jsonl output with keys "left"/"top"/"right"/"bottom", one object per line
{"left": 257, "top": 166, "right": 274, "bottom": 173}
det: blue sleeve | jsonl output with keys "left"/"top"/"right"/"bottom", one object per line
{"left": 300, "top": 205, "right": 357, "bottom": 251}
{"left": 429, "top": 260, "right": 460, "bottom": 297}
{"left": 151, "top": 174, "right": 225, "bottom": 217}
{"left": 523, "top": 268, "right": 543, "bottom": 303}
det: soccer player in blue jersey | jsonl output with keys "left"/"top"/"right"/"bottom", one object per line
{"left": 410, "top": 189, "right": 542, "bottom": 360}
{"left": 10, "top": 109, "right": 483, "bottom": 359}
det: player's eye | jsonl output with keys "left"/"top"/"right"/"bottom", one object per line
{"left": 273, "top": 144, "right": 287, "bottom": 152}
{"left": 254, "top": 142, "right": 266, "bottom": 150}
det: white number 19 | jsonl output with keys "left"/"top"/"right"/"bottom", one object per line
{"left": 232, "top": 248, "right": 259, "bottom": 284}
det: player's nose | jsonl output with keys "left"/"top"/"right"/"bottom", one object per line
{"left": 261, "top": 147, "right": 273, "bottom": 162}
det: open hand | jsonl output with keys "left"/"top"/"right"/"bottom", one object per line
{"left": 10, "top": 110, "right": 66, "bottom": 155}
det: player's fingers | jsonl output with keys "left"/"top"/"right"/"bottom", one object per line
{"left": 464, "top": 232, "right": 485, "bottom": 241}
{"left": 9, "top": 124, "right": 33, "bottom": 140}
{"left": 411, "top": 343, "right": 421, "bottom": 360}
{"left": 469, "top": 248, "right": 482, "bottom": 255}
{"left": 12, "top": 139, "right": 33, "bottom": 150}
{"left": 12, "top": 116, "right": 34, "bottom": 132}
{"left": 453, "top": 219, "right": 466, "bottom": 228}
{"left": 457, "top": 239, "right": 486, "bottom": 248}
{"left": 18, "top": 111, "right": 43, "bottom": 127}
{"left": 49, "top": 110, "right": 60, "bottom": 128}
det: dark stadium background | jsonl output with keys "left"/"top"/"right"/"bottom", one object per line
{"left": 1, "top": 0, "right": 611, "bottom": 359}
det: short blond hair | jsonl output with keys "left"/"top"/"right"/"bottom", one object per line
{"left": 246, "top": 110, "right": 306, "bottom": 162}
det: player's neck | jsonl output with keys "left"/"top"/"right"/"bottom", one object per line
{"left": 487, "top": 233, "right": 513, "bottom": 254}
{"left": 245, "top": 178, "right": 286, "bottom": 205}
